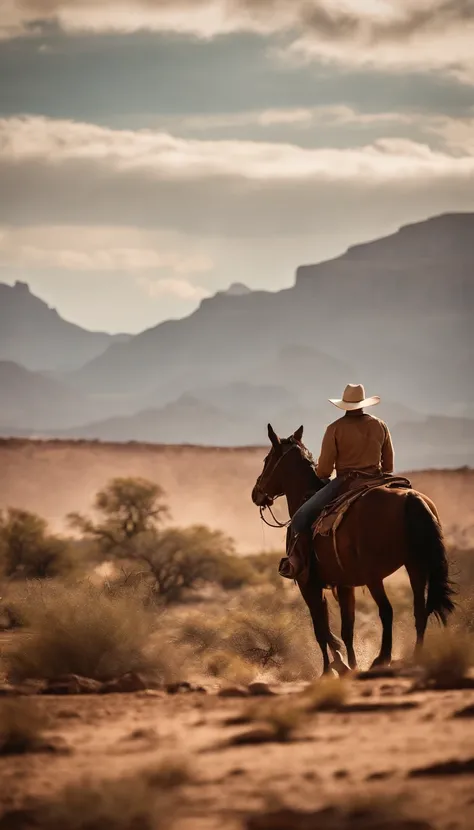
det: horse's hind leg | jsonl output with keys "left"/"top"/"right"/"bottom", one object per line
{"left": 406, "top": 564, "right": 428, "bottom": 660}
{"left": 338, "top": 586, "right": 358, "bottom": 670}
{"left": 368, "top": 580, "right": 393, "bottom": 668}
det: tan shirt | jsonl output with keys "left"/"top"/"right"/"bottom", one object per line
{"left": 316, "top": 412, "right": 394, "bottom": 479}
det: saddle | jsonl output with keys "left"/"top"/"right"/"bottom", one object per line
{"left": 278, "top": 473, "right": 412, "bottom": 585}
{"left": 312, "top": 473, "right": 412, "bottom": 540}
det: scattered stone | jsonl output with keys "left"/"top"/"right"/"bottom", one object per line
{"left": 409, "top": 757, "right": 474, "bottom": 777}
{"left": 166, "top": 681, "right": 207, "bottom": 695}
{"left": 0, "top": 681, "right": 44, "bottom": 697}
{"left": 344, "top": 700, "right": 419, "bottom": 713}
{"left": 137, "top": 689, "right": 165, "bottom": 698}
{"left": 0, "top": 735, "right": 70, "bottom": 757}
{"left": 366, "top": 770, "right": 394, "bottom": 781}
{"left": 229, "top": 726, "right": 277, "bottom": 746}
{"left": 0, "top": 684, "right": 22, "bottom": 697}
{"left": 101, "top": 672, "right": 148, "bottom": 694}
{"left": 248, "top": 681, "right": 275, "bottom": 697}
{"left": 245, "top": 806, "right": 432, "bottom": 830}
{"left": 122, "top": 727, "right": 158, "bottom": 743}
{"left": 41, "top": 675, "right": 103, "bottom": 695}
{"left": 453, "top": 704, "right": 474, "bottom": 719}
{"left": 218, "top": 685, "right": 249, "bottom": 698}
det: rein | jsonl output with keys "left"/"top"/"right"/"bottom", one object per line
{"left": 259, "top": 502, "right": 291, "bottom": 529}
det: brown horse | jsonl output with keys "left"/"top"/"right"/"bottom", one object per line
{"left": 251, "top": 424, "right": 455, "bottom": 675}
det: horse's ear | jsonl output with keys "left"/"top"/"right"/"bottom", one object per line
{"left": 267, "top": 423, "right": 280, "bottom": 448}
{"left": 293, "top": 425, "right": 304, "bottom": 442}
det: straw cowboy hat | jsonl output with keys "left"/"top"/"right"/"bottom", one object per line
{"left": 329, "top": 383, "right": 380, "bottom": 411}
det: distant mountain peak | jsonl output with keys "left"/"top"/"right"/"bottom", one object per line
{"left": 221, "top": 282, "right": 252, "bottom": 297}
{"left": 13, "top": 280, "right": 31, "bottom": 294}
{"left": 0, "top": 280, "right": 131, "bottom": 372}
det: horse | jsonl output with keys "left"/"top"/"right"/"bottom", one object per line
{"left": 251, "top": 423, "right": 455, "bottom": 675}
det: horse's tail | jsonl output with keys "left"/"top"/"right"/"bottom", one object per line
{"left": 405, "top": 492, "right": 455, "bottom": 625}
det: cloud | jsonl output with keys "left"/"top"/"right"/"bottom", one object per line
{"left": 0, "top": 224, "right": 214, "bottom": 275}
{"left": 162, "top": 105, "right": 413, "bottom": 133}
{"left": 1, "top": 115, "right": 474, "bottom": 241}
{"left": 2, "top": 1, "right": 474, "bottom": 81}
{"left": 137, "top": 275, "right": 211, "bottom": 299}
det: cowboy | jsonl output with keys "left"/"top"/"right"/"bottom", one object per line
{"left": 291, "top": 384, "right": 394, "bottom": 539}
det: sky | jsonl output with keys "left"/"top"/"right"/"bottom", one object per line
{"left": 1, "top": 0, "right": 474, "bottom": 333}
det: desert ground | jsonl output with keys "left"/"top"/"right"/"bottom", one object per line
{"left": 1, "top": 439, "right": 474, "bottom": 551}
{"left": 1, "top": 440, "right": 474, "bottom": 829}
{"left": 1, "top": 655, "right": 474, "bottom": 830}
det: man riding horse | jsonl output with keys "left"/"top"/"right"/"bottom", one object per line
{"left": 251, "top": 384, "right": 454, "bottom": 674}
{"left": 290, "top": 383, "right": 394, "bottom": 554}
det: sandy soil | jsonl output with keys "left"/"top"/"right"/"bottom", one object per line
{"left": 1, "top": 440, "right": 473, "bottom": 552}
{"left": 1, "top": 674, "right": 474, "bottom": 830}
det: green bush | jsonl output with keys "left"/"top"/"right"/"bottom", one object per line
{"left": 68, "top": 477, "right": 169, "bottom": 556}
{"left": 0, "top": 508, "right": 73, "bottom": 579}
{"left": 131, "top": 525, "right": 236, "bottom": 603}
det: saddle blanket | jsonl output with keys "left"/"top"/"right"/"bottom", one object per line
{"left": 312, "top": 473, "right": 412, "bottom": 541}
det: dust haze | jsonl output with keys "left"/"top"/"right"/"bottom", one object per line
{"left": 2, "top": 439, "right": 473, "bottom": 552}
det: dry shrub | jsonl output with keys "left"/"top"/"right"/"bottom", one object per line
{"left": 176, "top": 614, "right": 222, "bottom": 654}
{"left": 6, "top": 582, "right": 179, "bottom": 684}
{"left": 224, "top": 589, "right": 317, "bottom": 680}
{"left": 303, "top": 676, "right": 349, "bottom": 712}
{"left": 239, "top": 699, "right": 304, "bottom": 743}
{"left": 419, "top": 628, "right": 473, "bottom": 689}
{"left": 33, "top": 770, "right": 181, "bottom": 830}
{"left": 145, "top": 756, "right": 192, "bottom": 789}
{"left": 0, "top": 699, "right": 45, "bottom": 755}
{"left": 204, "top": 649, "right": 256, "bottom": 684}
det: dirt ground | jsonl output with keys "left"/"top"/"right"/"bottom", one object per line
{"left": 1, "top": 673, "right": 474, "bottom": 830}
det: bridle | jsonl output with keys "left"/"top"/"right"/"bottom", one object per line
{"left": 259, "top": 503, "right": 291, "bottom": 529}
{"left": 256, "top": 439, "right": 313, "bottom": 529}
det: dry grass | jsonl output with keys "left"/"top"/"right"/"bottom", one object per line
{"left": 419, "top": 628, "right": 474, "bottom": 689}
{"left": 175, "top": 614, "right": 222, "bottom": 654}
{"left": 145, "top": 756, "right": 192, "bottom": 789}
{"left": 256, "top": 702, "right": 304, "bottom": 742}
{"left": 32, "top": 771, "right": 182, "bottom": 830}
{"left": 0, "top": 699, "right": 45, "bottom": 755}
{"left": 303, "top": 676, "right": 349, "bottom": 712}
{"left": 246, "top": 792, "right": 430, "bottom": 829}
{"left": 5, "top": 582, "right": 180, "bottom": 684}
{"left": 224, "top": 590, "right": 316, "bottom": 679}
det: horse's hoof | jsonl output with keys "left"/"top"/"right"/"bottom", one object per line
{"left": 330, "top": 650, "right": 352, "bottom": 676}
{"left": 370, "top": 657, "right": 392, "bottom": 671}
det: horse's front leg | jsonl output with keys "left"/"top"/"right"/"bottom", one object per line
{"left": 299, "top": 582, "right": 348, "bottom": 675}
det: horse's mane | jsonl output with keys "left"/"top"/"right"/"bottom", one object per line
{"left": 281, "top": 437, "right": 321, "bottom": 489}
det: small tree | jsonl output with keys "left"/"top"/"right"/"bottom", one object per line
{"left": 133, "top": 525, "right": 236, "bottom": 603}
{"left": 68, "top": 477, "right": 169, "bottom": 556}
{"left": 0, "top": 508, "right": 71, "bottom": 579}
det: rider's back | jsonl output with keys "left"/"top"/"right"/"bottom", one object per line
{"left": 316, "top": 411, "right": 394, "bottom": 479}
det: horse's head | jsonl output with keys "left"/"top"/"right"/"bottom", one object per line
{"left": 251, "top": 423, "right": 318, "bottom": 507}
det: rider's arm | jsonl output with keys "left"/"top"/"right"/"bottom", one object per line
{"left": 381, "top": 422, "right": 394, "bottom": 473}
{"left": 316, "top": 424, "right": 336, "bottom": 479}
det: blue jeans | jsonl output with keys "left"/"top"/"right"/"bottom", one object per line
{"left": 291, "top": 478, "right": 342, "bottom": 534}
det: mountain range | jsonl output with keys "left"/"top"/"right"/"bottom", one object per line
{"left": 1, "top": 213, "right": 473, "bottom": 469}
